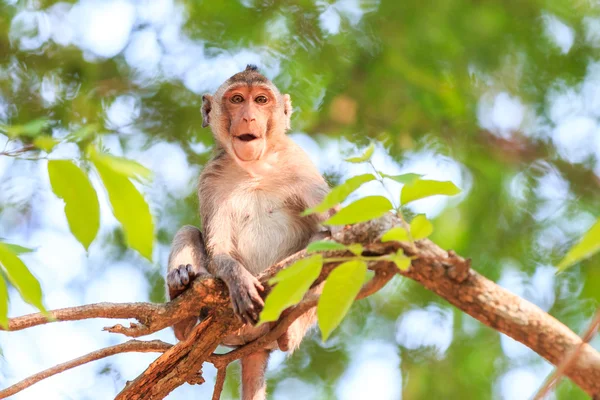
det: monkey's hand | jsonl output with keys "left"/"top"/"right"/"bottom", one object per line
{"left": 167, "top": 264, "right": 198, "bottom": 299}
{"left": 226, "top": 269, "right": 265, "bottom": 325}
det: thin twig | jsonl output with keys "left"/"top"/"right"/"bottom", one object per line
{"left": 533, "top": 308, "right": 600, "bottom": 400}
{"left": 1, "top": 138, "right": 11, "bottom": 153}
{"left": 212, "top": 367, "right": 227, "bottom": 400}
{"left": 0, "top": 340, "right": 173, "bottom": 399}
{"left": 0, "top": 144, "right": 35, "bottom": 157}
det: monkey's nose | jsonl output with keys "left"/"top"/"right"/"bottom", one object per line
{"left": 242, "top": 117, "right": 256, "bottom": 123}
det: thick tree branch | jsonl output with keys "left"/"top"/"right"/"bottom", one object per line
{"left": 115, "top": 314, "right": 234, "bottom": 399}
{"left": 2, "top": 214, "right": 600, "bottom": 398}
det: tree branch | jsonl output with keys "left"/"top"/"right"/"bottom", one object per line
{"left": 2, "top": 214, "right": 600, "bottom": 398}
{"left": 2, "top": 277, "right": 229, "bottom": 337}
{"left": 0, "top": 340, "right": 172, "bottom": 399}
{"left": 212, "top": 367, "right": 227, "bottom": 400}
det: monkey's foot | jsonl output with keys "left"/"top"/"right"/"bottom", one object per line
{"left": 167, "top": 264, "right": 198, "bottom": 298}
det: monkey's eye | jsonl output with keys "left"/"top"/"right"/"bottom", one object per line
{"left": 230, "top": 94, "right": 244, "bottom": 104}
{"left": 255, "top": 96, "right": 268, "bottom": 104}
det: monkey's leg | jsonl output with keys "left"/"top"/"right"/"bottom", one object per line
{"left": 241, "top": 350, "right": 270, "bottom": 400}
{"left": 166, "top": 225, "right": 209, "bottom": 340}
{"left": 276, "top": 273, "right": 326, "bottom": 353}
{"left": 277, "top": 307, "right": 317, "bottom": 353}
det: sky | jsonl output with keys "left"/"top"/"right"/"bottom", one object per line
{"left": 0, "top": 0, "right": 599, "bottom": 399}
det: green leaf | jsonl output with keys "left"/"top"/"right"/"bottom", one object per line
{"left": 268, "top": 254, "right": 323, "bottom": 285}
{"left": 380, "top": 172, "right": 422, "bottom": 185}
{"left": 0, "top": 273, "right": 8, "bottom": 329}
{"left": 557, "top": 219, "right": 600, "bottom": 272}
{"left": 2, "top": 118, "right": 50, "bottom": 138}
{"left": 48, "top": 160, "right": 100, "bottom": 250}
{"left": 307, "top": 241, "right": 347, "bottom": 253}
{"left": 317, "top": 260, "right": 367, "bottom": 341}
{"left": 95, "top": 153, "right": 151, "bottom": 182}
{"left": 33, "top": 136, "right": 59, "bottom": 152}
{"left": 381, "top": 227, "right": 410, "bottom": 243}
{"left": 345, "top": 142, "right": 375, "bottom": 163}
{"left": 324, "top": 196, "right": 393, "bottom": 226}
{"left": 410, "top": 214, "right": 433, "bottom": 240}
{"left": 0, "top": 242, "right": 34, "bottom": 255}
{"left": 0, "top": 243, "right": 46, "bottom": 313}
{"left": 347, "top": 244, "right": 363, "bottom": 256}
{"left": 303, "top": 173, "right": 376, "bottom": 215}
{"left": 400, "top": 179, "right": 461, "bottom": 205}
{"left": 391, "top": 250, "right": 411, "bottom": 271}
{"left": 92, "top": 153, "right": 154, "bottom": 261}
{"left": 68, "top": 124, "right": 99, "bottom": 143}
{"left": 259, "top": 255, "right": 323, "bottom": 324}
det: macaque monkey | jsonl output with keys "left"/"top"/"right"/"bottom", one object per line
{"left": 166, "top": 65, "right": 333, "bottom": 400}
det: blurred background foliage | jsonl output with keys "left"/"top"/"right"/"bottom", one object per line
{"left": 0, "top": 0, "right": 600, "bottom": 399}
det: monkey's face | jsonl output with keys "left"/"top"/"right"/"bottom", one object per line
{"left": 202, "top": 78, "right": 292, "bottom": 164}
{"left": 221, "top": 85, "right": 275, "bottom": 162}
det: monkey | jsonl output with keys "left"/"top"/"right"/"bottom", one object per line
{"left": 166, "top": 65, "right": 334, "bottom": 400}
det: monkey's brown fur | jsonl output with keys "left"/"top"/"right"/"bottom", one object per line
{"left": 166, "top": 65, "right": 332, "bottom": 400}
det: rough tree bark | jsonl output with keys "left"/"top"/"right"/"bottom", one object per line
{"left": 1, "top": 214, "right": 599, "bottom": 399}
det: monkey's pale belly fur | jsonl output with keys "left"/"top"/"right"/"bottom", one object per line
{"left": 220, "top": 189, "right": 314, "bottom": 347}
{"left": 233, "top": 190, "right": 311, "bottom": 274}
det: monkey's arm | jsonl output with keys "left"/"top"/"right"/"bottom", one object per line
{"left": 165, "top": 226, "right": 210, "bottom": 340}
{"left": 166, "top": 226, "right": 208, "bottom": 300}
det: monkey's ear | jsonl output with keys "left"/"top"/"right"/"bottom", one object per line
{"left": 283, "top": 94, "right": 292, "bottom": 130}
{"left": 201, "top": 94, "right": 213, "bottom": 128}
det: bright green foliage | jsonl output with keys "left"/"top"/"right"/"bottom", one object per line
{"left": 410, "top": 215, "right": 434, "bottom": 240}
{"left": 317, "top": 260, "right": 367, "bottom": 341}
{"left": 0, "top": 243, "right": 46, "bottom": 314}
{"left": 390, "top": 250, "right": 412, "bottom": 271}
{"left": 90, "top": 152, "right": 152, "bottom": 182}
{"left": 380, "top": 173, "right": 422, "bottom": 185}
{"left": 33, "top": 136, "right": 59, "bottom": 152}
{"left": 381, "top": 227, "right": 411, "bottom": 242}
{"left": 259, "top": 255, "right": 323, "bottom": 324}
{"left": 345, "top": 142, "right": 375, "bottom": 163}
{"left": 324, "top": 196, "right": 393, "bottom": 225}
{"left": 558, "top": 218, "right": 600, "bottom": 272}
{"left": 48, "top": 160, "right": 100, "bottom": 250}
{"left": 307, "top": 241, "right": 347, "bottom": 253}
{"left": 1, "top": 118, "right": 49, "bottom": 138}
{"left": 347, "top": 244, "right": 364, "bottom": 256}
{"left": 0, "top": 273, "right": 8, "bottom": 329}
{"left": 304, "top": 173, "right": 376, "bottom": 215}
{"left": 67, "top": 124, "right": 99, "bottom": 143}
{"left": 0, "top": 243, "right": 34, "bottom": 255}
{"left": 401, "top": 179, "right": 461, "bottom": 205}
{"left": 92, "top": 153, "right": 154, "bottom": 261}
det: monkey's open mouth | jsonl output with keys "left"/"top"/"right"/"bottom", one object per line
{"left": 237, "top": 134, "right": 259, "bottom": 142}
